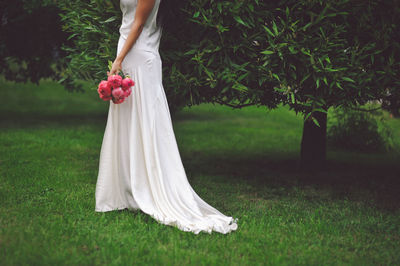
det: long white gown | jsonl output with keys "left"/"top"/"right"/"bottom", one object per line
{"left": 95, "top": 0, "right": 238, "bottom": 234}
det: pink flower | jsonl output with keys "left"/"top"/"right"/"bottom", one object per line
{"left": 99, "top": 93, "right": 112, "bottom": 101}
{"left": 97, "top": 81, "right": 112, "bottom": 101}
{"left": 121, "top": 77, "right": 135, "bottom": 91}
{"left": 98, "top": 80, "right": 112, "bottom": 97}
{"left": 124, "top": 87, "right": 132, "bottom": 98}
{"left": 112, "top": 97, "right": 125, "bottom": 104}
{"left": 112, "top": 87, "right": 125, "bottom": 104}
{"left": 107, "top": 74, "right": 123, "bottom": 89}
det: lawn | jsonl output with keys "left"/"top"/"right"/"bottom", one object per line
{"left": 1, "top": 78, "right": 399, "bottom": 265}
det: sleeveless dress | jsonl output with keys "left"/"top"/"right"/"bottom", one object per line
{"left": 95, "top": 0, "right": 238, "bottom": 234}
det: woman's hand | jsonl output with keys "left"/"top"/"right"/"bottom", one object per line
{"left": 107, "top": 58, "right": 123, "bottom": 76}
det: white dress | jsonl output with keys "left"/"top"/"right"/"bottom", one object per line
{"left": 95, "top": 0, "right": 238, "bottom": 234}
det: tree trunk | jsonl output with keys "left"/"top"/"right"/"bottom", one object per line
{"left": 300, "top": 111, "right": 327, "bottom": 170}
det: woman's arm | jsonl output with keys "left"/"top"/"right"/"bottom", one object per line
{"left": 108, "top": 0, "right": 156, "bottom": 76}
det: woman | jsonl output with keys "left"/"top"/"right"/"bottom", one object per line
{"left": 95, "top": 0, "right": 238, "bottom": 234}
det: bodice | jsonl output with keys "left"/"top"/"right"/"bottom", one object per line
{"left": 119, "top": 0, "right": 162, "bottom": 53}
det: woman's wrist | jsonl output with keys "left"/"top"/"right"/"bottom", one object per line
{"left": 115, "top": 56, "right": 124, "bottom": 64}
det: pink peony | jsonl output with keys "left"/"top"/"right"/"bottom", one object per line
{"left": 112, "top": 87, "right": 125, "bottom": 104}
{"left": 124, "top": 87, "right": 132, "bottom": 98}
{"left": 112, "top": 97, "right": 125, "bottom": 104}
{"left": 121, "top": 77, "right": 135, "bottom": 91}
{"left": 97, "top": 83, "right": 112, "bottom": 101}
{"left": 107, "top": 74, "right": 123, "bottom": 89}
{"left": 99, "top": 92, "right": 112, "bottom": 101}
{"left": 98, "top": 80, "right": 112, "bottom": 97}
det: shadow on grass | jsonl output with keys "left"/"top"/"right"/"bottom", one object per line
{"left": 2, "top": 110, "right": 399, "bottom": 212}
{"left": 182, "top": 151, "right": 400, "bottom": 212}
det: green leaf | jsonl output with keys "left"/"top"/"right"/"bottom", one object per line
{"left": 248, "top": 4, "right": 254, "bottom": 12}
{"left": 300, "top": 74, "right": 310, "bottom": 85}
{"left": 237, "top": 72, "right": 249, "bottom": 82}
{"left": 217, "top": 3, "right": 222, "bottom": 13}
{"left": 67, "top": 33, "right": 78, "bottom": 40}
{"left": 313, "top": 108, "right": 327, "bottom": 114}
{"left": 263, "top": 25, "right": 275, "bottom": 37}
{"left": 325, "top": 57, "right": 331, "bottom": 64}
{"left": 234, "top": 16, "right": 248, "bottom": 27}
{"left": 103, "top": 16, "right": 116, "bottom": 23}
{"left": 304, "top": 112, "right": 312, "bottom": 121}
{"left": 288, "top": 46, "right": 297, "bottom": 54}
{"left": 261, "top": 50, "right": 274, "bottom": 55}
{"left": 184, "top": 50, "right": 197, "bottom": 55}
{"left": 301, "top": 48, "right": 311, "bottom": 56}
{"left": 193, "top": 11, "right": 200, "bottom": 18}
{"left": 274, "top": 86, "right": 286, "bottom": 92}
{"left": 311, "top": 117, "right": 321, "bottom": 127}
{"left": 232, "top": 82, "right": 248, "bottom": 92}
{"left": 325, "top": 68, "right": 339, "bottom": 72}
{"left": 272, "top": 21, "right": 278, "bottom": 35}
{"left": 302, "top": 22, "right": 312, "bottom": 31}
{"left": 342, "top": 77, "right": 355, "bottom": 83}
{"left": 272, "top": 74, "right": 280, "bottom": 81}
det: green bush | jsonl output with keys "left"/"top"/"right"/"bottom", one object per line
{"left": 327, "top": 106, "right": 394, "bottom": 152}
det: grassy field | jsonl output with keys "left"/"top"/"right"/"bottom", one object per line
{"left": 1, "top": 78, "right": 399, "bottom": 265}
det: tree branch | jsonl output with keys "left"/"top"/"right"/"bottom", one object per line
{"left": 215, "top": 99, "right": 256, "bottom": 109}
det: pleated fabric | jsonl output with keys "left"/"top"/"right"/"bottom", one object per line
{"left": 95, "top": 18, "right": 238, "bottom": 233}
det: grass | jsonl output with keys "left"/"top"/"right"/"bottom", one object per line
{"left": 0, "top": 77, "right": 399, "bottom": 265}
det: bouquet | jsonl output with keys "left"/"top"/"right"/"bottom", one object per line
{"left": 97, "top": 60, "right": 135, "bottom": 104}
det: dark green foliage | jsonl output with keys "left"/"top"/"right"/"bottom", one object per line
{"left": 58, "top": 0, "right": 122, "bottom": 92}
{"left": 0, "top": 0, "right": 68, "bottom": 84}
{"left": 382, "top": 88, "right": 400, "bottom": 117}
{"left": 180, "top": 0, "right": 285, "bottom": 109}
{"left": 328, "top": 107, "right": 394, "bottom": 152}
{"left": 187, "top": 0, "right": 400, "bottom": 116}
{"left": 349, "top": 1, "right": 400, "bottom": 119}
{"left": 58, "top": 0, "right": 399, "bottom": 115}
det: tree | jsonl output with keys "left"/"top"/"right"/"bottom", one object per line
{"left": 59, "top": 0, "right": 399, "bottom": 169}
{"left": 0, "top": 0, "right": 68, "bottom": 84}
{"left": 184, "top": 0, "right": 399, "bottom": 169}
